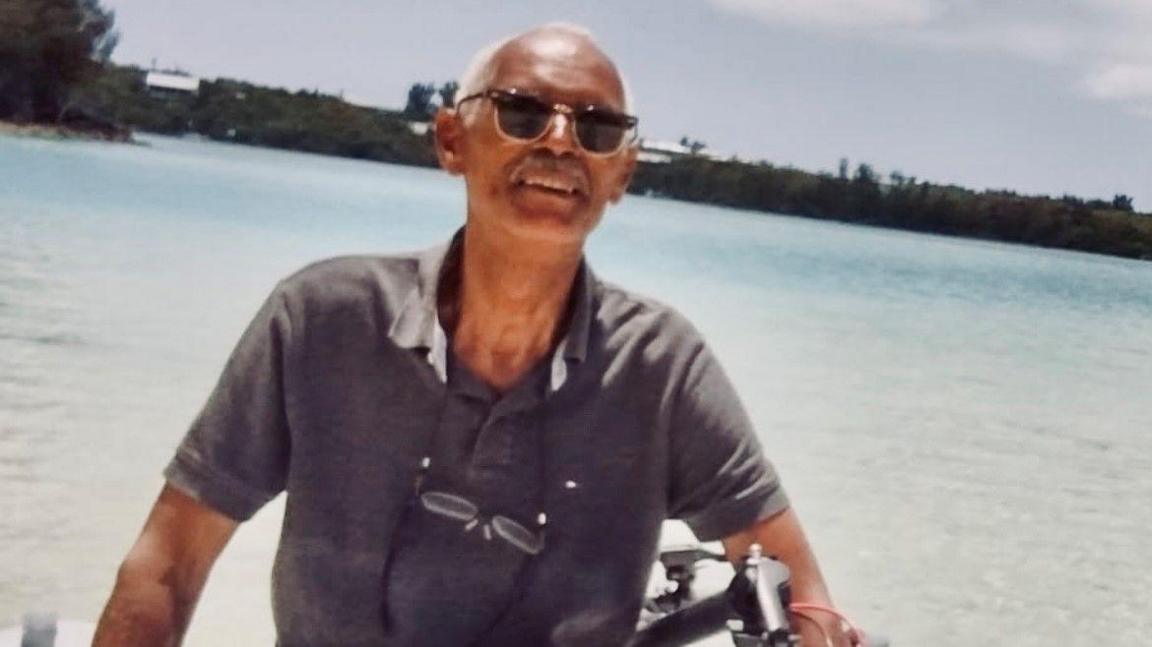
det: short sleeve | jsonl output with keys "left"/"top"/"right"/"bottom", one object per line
{"left": 163, "top": 286, "right": 293, "bottom": 521}
{"left": 668, "top": 341, "right": 789, "bottom": 541}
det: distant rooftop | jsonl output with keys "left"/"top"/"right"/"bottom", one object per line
{"left": 640, "top": 139, "right": 693, "bottom": 155}
{"left": 637, "top": 138, "right": 724, "bottom": 163}
{"left": 145, "top": 71, "right": 201, "bottom": 93}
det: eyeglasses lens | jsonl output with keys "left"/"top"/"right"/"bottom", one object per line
{"left": 576, "top": 112, "right": 629, "bottom": 154}
{"left": 492, "top": 516, "right": 544, "bottom": 555}
{"left": 420, "top": 491, "right": 478, "bottom": 521}
{"left": 495, "top": 96, "right": 553, "bottom": 141}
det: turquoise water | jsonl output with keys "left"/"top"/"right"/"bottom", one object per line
{"left": 2, "top": 133, "right": 1151, "bottom": 645}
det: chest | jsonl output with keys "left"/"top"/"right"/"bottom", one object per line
{"left": 273, "top": 340, "right": 676, "bottom": 644}
{"left": 284, "top": 338, "right": 672, "bottom": 537}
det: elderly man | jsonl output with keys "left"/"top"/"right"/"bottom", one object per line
{"left": 94, "top": 23, "right": 847, "bottom": 647}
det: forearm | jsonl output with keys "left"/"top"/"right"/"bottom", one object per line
{"left": 763, "top": 510, "right": 832, "bottom": 604}
{"left": 92, "top": 564, "right": 198, "bottom": 647}
{"left": 94, "top": 485, "right": 237, "bottom": 646}
{"left": 770, "top": 524, "right": 843, "bottom": 647}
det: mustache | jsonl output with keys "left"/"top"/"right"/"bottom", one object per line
{"left": 510, "top": 151, "right": 589, "bottom": 193}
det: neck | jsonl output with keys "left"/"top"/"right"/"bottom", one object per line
{"left": 444, "top": 222, "right": 583, "bottom": 392}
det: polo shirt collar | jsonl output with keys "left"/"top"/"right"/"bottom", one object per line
{"left": 388, "top": 229, "right": 596, "bottom": 392}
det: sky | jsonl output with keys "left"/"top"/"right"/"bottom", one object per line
{"left": 102, "top": 0, "right": 1151, "bottom": 208}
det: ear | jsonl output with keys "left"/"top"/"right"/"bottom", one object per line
{"left": 433, "top": 108, "right": 466, "bottom": 175}
{"left": 608, "top": 145, "right": 638, "bottom": 204}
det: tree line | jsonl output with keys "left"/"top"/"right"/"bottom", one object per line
{"left": 629, "top": 158, "right": 1152, "bottom": 260}
{"left": 71, "top": 65, "right": 437, "bottom": 165}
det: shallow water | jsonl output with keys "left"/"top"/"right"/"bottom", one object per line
{"left": 2, "top": 133, "right": 1150, "bottom": 645}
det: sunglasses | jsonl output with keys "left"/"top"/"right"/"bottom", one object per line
{"left": 456, "top": 88, "right": 639, "bottom": 155}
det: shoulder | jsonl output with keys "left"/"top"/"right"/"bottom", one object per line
{"left": 271, "top": 253, "right": 423, "bottom": 325}
{"left": 593, "top": 279, "right": 707, "bottom": 366}
{"left": 280, "top": 254, "right": 418, "bottom": 298}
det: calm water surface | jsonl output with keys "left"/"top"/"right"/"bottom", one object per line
{"left": 2, "top": 134, "right": 1150, "bottom": 646}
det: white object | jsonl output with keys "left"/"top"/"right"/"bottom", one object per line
{"left": 0, "top": 614, "right": 96, "bottom": 647}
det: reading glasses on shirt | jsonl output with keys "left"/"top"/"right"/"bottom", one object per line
{"left": 413, "top": 457, "right": 547, "bottom": 556}
{"left": 455, "top": 88, "right": 639, "bottom": 155}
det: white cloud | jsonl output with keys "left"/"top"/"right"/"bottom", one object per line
{"left": 709, "top": 0, "right": 939, "bottom": 29}
{"left": 907, "top": 22, "right": 1077, "bottom": 64}
{"left": 1085, "top": 63, "right": 1152, "bottom": 99}
{"left": 986, "top": 24, "right": 1077, "bottom": 64}
{"left": 707, "top": 0, "right": 1152, "bottom": 117}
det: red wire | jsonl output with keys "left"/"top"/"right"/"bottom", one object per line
{"left": 788, "top": 602, "right": 868, "bottom": 647}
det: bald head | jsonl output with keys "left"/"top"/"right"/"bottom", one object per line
{"left": 457, "top": 23, "right": 633, "bottom": 114}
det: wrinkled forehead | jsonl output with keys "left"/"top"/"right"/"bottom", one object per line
{"left": 486, "top": 34, "right": 628, "bottom": 111}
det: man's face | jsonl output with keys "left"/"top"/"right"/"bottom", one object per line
{"left": 436, "top": 33, "right": 637, "bottom": 248}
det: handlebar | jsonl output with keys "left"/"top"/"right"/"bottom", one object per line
{"left": 629, "top": 543, "right": 796, "bottom": 647}
{"left": 628, "top": 590, "right": 732, "bottom": 647}
{"left": 736, "top": 544, "right": 793, "bottom": 645}
{"left": 631, "top": 543, "right": 888, "bottom": 647}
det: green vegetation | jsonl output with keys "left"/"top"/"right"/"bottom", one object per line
{"left": 3, "top": 0, "right": 1149, "bottom": 260}
{"left": 630, "top": 158, "right": 1152, "bottom": 260}
{"left": 403, "top": 81, "right": 458, "bottom": 118}
{"left": 71, "top": 65, "right": 437, "bottom": 166}
{"left": 0, "top": 0, "right": 121, "bottom": 135}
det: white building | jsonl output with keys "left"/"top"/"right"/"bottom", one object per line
{"left": 144, "top": 71, "right": 201, "bottom": 97}
{"left": 637, "top": 139, "right": 694, "bottom": 164}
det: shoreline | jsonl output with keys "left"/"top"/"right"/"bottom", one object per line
{"left": 0, "top": 120, "right": 133, "bottom": 143}
{"left": 4, "top": 122, "right": 1148, "bottom": 262}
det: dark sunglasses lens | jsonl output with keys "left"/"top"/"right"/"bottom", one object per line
{"left": 575, "top": 112, "right": 630, "bottom": 153}
{"left": 495, "top": 96, "right": 552, "bottom": 140}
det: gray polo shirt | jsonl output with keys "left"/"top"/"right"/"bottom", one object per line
{"left": 164, "top": 235, "right": 789, "bottom": 646}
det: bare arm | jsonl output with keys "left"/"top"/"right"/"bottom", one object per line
{"left": 724, "top": 507, "right": 851, "bottom": 647}
{"left": 93, "top": 484, "right": 239, "bottom": 647}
